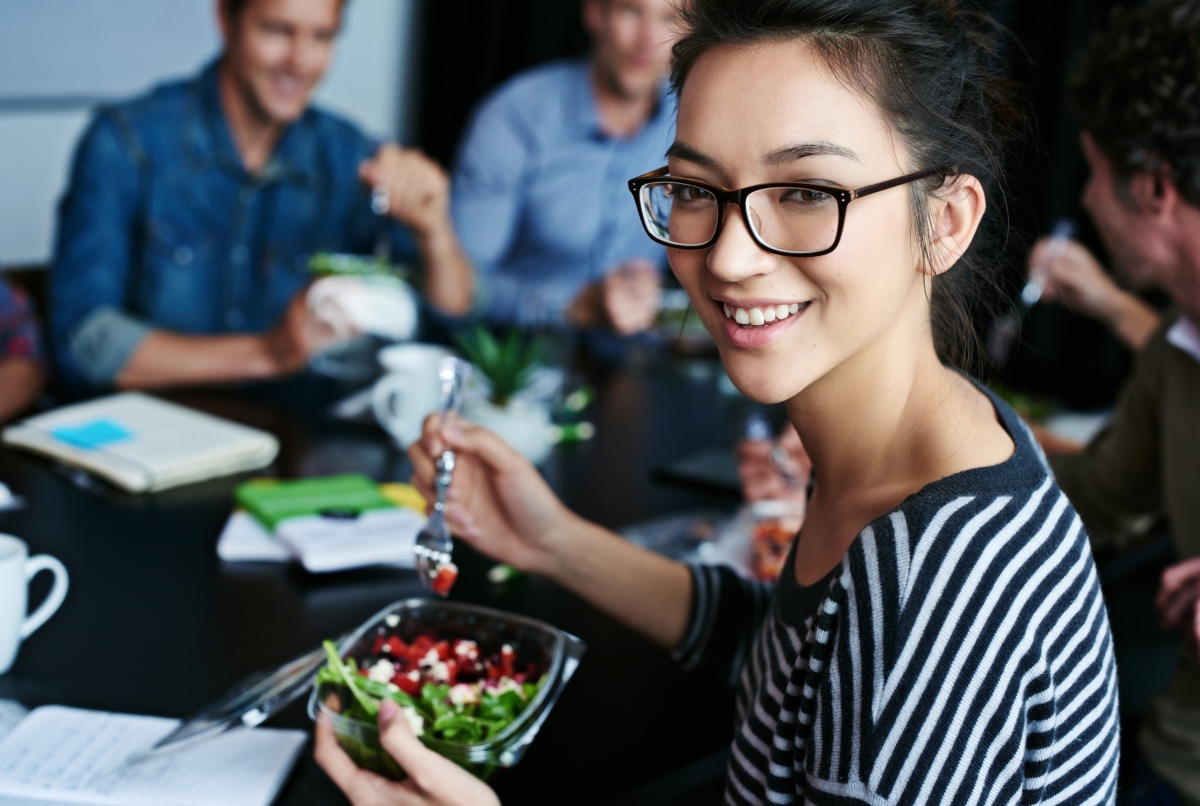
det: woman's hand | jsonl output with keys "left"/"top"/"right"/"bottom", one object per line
{"left": 315, "top": 700, "right": 500, "bottom": 806}
{"left": 1157, "top": 556, "right": 1200, "bottom": 655}
{"left": 408, "top": 414, "right": 578, "bottom": 575}
{"left": 735, "top": 423, "right": 811, "bottom": 506}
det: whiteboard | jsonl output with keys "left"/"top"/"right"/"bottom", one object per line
{"left": 0, "top": 1, "right": 221, "bottom": 106}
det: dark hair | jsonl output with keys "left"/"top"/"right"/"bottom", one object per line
{"left": 1070, "top": 0, "right": 1200, "bottom": 208}
{"left": 670, "top": 0, "right": 1023, "bottom": 372}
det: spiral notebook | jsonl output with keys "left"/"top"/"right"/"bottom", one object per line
{"left": 0, "top": 705, "right": 305, "bottom": 806}
{"left": 2, "top": 393, "right": 279, "bottom": 493}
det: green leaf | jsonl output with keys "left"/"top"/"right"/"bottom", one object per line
{"left": 454, "top": 325, "right": 546, "bottom": 407}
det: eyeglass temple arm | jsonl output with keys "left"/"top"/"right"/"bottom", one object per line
{"left": 850, "top": 167, "right": 947, "bottom": 200}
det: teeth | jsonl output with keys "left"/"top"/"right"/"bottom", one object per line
{"left": 720, "top": 301, "right": 806, "bottom": 328}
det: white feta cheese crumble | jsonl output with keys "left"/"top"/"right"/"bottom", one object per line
{"left": 454, "top": 640, "right": 479, "bottom": 659}
{"left": 401, "top": 705, "right": 425, "bottom": 737}
{"left": 385, "top": 614, "right": 400, "bottom": 627}
{"left": 449, "top": 683, "right": 481, "bottom": 707}
{"left": 367, "top": 659, "right": 396, "bottom": 683}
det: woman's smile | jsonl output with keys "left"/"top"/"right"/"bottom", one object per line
{"left": 710, "top": 295, "right": 811, "bottom": 349}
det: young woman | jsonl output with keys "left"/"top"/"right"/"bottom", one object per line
{"left": 316, "top": 1, "right": 1120, "bottom": 803}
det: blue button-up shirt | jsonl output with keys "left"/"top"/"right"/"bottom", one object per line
{"left": 52, "top": 60, "right": 416, "bottom": 388}
{"left": 451, "top": 59, "right": 673, "bottom": 327}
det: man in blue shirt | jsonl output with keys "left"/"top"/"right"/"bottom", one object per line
{"left": 451, "top": 0, "right": 679, "bottom": 334}
{"left": 52, "top": 0, "right": 473, "bottom": 390}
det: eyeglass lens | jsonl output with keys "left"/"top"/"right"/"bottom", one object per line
{"left": 639, "top": 182, "right": 840, "bottom": 254}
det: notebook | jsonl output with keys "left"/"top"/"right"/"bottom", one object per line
{"left": 2, "top": 393, "right": 280, "bottom": 493}
{"left": 220, "top": 477, "right": 428, "bottom": 572}
{"left": 0, "top": 705, "right": 305, "bottom": 806}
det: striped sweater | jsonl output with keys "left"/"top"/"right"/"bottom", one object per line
{"left": 676, "top": 391, "right": 1120, "bottom": 804}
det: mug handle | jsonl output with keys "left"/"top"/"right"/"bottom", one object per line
{"left": 20, "top": 555, "right": 69, "bottom": 639}
{"left": 372, "top": 373, "right": 409, "bottom": 445}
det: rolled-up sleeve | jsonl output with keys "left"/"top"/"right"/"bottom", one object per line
{"left": 674, "top": 564, "right": 774, "bottom": 686}
{"left": 51, "top": 110, "right": 148, "bottom": 387}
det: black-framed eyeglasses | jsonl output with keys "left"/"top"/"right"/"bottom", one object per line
{"left": 628, "top": 165, "right": 946, "bottom": 257}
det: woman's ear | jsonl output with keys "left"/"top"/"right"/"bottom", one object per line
{"left": 925, "top": 175, "right": 986, "bottom": 276}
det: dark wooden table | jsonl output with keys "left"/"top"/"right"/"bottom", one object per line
{"left": 0, "top": 357, "right": 765, "bottom": 805}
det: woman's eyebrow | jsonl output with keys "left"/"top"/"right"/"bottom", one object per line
{"left": 665, "top": 141, "right": 719, "bottom": 167}
{"left": 763, "top": 142, "right": 861, "bottom": 164}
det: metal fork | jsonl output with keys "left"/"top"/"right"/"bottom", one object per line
{"left": 413, "top": 357, "right": 470, "bottom": 594}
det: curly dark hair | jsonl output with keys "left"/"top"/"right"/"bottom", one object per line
{"left": 669, "top": 0, "right": 1025, "bottom": 373}
{"left": 1070, "top": 0, "right": 1200, "bottom": 208}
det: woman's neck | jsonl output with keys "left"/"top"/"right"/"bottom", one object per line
{"left": 784, "top": 322, "right": 1013, "bottom": 583}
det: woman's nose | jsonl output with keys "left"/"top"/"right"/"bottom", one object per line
{"left": 706, "top": 204, "right": 776, "bottom": 283}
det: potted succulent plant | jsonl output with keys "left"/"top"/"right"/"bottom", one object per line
{"left": 455, "top": 326, "right": 555, "bottom": 464}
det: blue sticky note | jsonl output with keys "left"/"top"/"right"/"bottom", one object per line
{"left": 52, "top": 419, "right": 133, "bottom": 450}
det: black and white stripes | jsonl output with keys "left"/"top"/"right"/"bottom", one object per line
{"left": 677, "top": 393, "right": 1120, "bottom": 805}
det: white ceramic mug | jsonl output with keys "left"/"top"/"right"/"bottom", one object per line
{"left": 0, "top": 534, "right": 68, "bottom": 675}
{"left": 372, "top": 344, "right": 455, "bottom": 448}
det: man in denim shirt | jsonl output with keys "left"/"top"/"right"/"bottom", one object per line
{"left": 451, "top": 0, "right": 678, "bottom": 334}
{"left": 53, "top": 0, "right": 473, "bottom": 390}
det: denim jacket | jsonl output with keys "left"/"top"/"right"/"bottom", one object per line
{"left": 51, "top": 60, "right": 416, "bottom": 388}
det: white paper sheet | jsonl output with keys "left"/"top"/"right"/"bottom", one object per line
{"left": 216, "top": 510, "right": 293, "bottom": 563}
{"left": 0, "top": 706, "right": 306, "bottom": 806}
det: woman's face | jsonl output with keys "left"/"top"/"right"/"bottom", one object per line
{"left": 670, "top": 41, "right": 936, "bottom": 404}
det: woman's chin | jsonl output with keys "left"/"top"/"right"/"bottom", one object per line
{"left": 721, "top": 359, "right": 809, "bottom": 405}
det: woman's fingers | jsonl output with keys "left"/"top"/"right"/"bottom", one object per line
{"left": 315, "top": 717, "right": 419, "bottom": 806}
{"left": 375, "top": 701, "right": 501, "bottom": 806}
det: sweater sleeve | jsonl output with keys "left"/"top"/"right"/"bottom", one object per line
{"left": 1049, "top": 319, "right": 1169, "bottom": 549}
{"left": 674, "top": 564, "right": 774, "bottom": 685}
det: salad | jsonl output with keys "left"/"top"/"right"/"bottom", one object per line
{"left": 316, "top": 629, "right": 543, "bottom": 748}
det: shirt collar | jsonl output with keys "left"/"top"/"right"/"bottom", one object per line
{"left": 1167, "top": 315, "right": 1200, "bottom": 364}
{"left": 182, "top": 58, "right": 321, "bottom": 185}
{"left": 574, "top": 57, "right": 672, "bottom": 143}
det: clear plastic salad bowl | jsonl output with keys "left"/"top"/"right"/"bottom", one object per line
{"left": 308, "top": 598, "right": 585, "bottom": 780}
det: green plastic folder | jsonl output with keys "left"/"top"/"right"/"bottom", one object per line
{"left": 235, "top": 473, "right": 396, "bottom": 531}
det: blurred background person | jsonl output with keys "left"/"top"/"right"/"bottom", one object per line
{"left": 449, "top": 0, "right": 679, "bottom": 339}
{"left": 1029, "top": 2, "right": 1200, "bottom": 801}
{"left": 50, "top": 0, "right": 473, "bottom": 391}
{"left": 0, "top": 277, "right": 46, "bottom": 422}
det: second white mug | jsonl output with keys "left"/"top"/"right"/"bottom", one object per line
{"left": 372, "top": 344, "right": 455, "bottom": 448}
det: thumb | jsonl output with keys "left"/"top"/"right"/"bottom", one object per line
{"left": 377, "top": 700, "right": 434, "bottom": 781}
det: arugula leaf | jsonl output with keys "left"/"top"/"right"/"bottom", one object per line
{"left": 322, "top": 640, "right": 379, "bottom": 719}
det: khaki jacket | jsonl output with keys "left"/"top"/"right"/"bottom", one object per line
{"left": 1051, "top": 314, "right": 1200, "bottom": 802}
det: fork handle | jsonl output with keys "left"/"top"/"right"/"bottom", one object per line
{"left": 433, "top": 450, "right": 456, "bottom": 512}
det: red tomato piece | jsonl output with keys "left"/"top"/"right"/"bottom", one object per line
{"left": 384, "top": 636, "right": 407, "bottom": 656}
{"left": 392, "top": 673, "right": 421, "bottom": 696}
{"left": 434, "top": 640, "right": 451, "bottom": 661}
{"left": 372, "top": 636, "right": 385, "bottom": 654}
{"left": 431, "top": 563, "right": 458, "bottom": 596}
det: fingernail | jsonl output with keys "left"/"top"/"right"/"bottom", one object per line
{"left": 379, "top": 698, "right": 400, "bottom": 726}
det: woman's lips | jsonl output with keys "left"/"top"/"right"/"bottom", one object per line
{"left": 715, "top": 299, "right": 810, "bottom": 349}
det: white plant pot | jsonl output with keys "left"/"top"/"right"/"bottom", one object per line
{"left": 462, "top": 398, "right": 554, "bottom": 465}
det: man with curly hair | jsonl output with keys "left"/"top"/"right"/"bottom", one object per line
{"left": 1038, "top": 1, "right": 1200, "bottom": 801}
